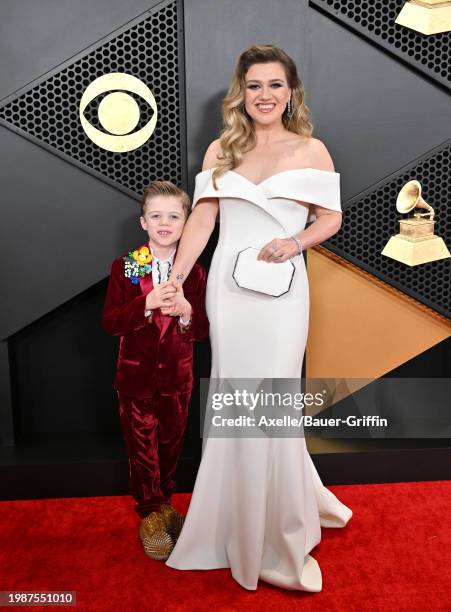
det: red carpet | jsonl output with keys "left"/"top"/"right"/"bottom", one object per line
{"left": 0, "top": 481, "right": 449, "bottom": 611}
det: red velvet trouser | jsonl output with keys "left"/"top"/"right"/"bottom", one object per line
{"left": 117, "top": 390, "right": 190, "bottom": 518}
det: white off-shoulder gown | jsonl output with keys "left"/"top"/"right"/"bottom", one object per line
{"left": 166, "top": 168, "right": 352, "bottom": 591}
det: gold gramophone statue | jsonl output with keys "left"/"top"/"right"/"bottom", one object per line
{"left": 396, "top": 1, "right": 451, "bottom": 35}
{"left": 381, "top": 179, "right": 451, "bottom": 266}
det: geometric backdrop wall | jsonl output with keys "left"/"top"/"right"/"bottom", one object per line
{"left": 312, "top": 0, "right": 451, "bottom": 90}
{"left": 325, "top": 140, "right": 451, "bottom": 319}
{"left": 0, "top": 0, "right": 183, "bottom": 198}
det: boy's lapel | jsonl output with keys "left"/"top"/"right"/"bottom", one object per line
{"left": 160, "top": 313, "right": 173, "bottom": 338}
{"left": 138, "top": 270, "right": 153, "bottom": 296}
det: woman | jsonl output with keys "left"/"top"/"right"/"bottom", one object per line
{"left": 165, "top": 44, "right": 352, "bottom": 591}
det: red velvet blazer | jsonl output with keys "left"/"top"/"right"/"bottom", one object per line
{"left": 102, "top": 245, "right": 209, "bottom": 398}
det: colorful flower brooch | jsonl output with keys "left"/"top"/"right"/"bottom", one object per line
{"left": 123, "top": 246, "right": 153, "bottom": 284}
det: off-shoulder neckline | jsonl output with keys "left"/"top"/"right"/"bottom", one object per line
{"left": 195, "top": 167, "right": 339, "bottom": 187}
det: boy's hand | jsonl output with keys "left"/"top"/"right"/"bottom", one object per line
{"left": 145, "top": 281, "right": 177, "bottom": 311}
{"left": 160, "top": 280, "right": 184, "bottom": 315}
{"left": 161, "top": 284, "right": 192, "bottom": 320}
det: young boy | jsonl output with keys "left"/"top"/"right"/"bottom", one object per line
{"left": 102, "top": 181, "right": 209, "bottom": 561}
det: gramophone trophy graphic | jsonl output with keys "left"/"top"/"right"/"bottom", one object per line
{"left": 395, "top": 0, "right": 451, "bottom": 36}
{"left": 381, "top": 180, "right": 451, "bottom": 266}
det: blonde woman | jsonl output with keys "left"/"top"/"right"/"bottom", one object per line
{"left": 165, "top": 45, "right": 352, "bottom": 591}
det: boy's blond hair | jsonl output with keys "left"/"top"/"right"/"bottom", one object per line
{"left": 141, "top": 181, "right": 191, "bottom": 218}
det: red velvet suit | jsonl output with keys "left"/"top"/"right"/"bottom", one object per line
{"left": 102, "top": 245, "right": 209, "bottom": 517}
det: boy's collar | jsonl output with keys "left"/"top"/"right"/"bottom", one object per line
{"left": 147, "top": 242, "right": 177, "bottom": 264}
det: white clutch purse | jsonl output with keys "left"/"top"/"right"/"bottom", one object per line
{"left": 232, "top": 247, "right": 295, "bottom": 297}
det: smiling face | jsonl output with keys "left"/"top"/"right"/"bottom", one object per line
{"left": 243, "top": 61, "right": 291, "bottom": 127}
{"left": 140, "top": 195, "right": 186, "bottom": 252}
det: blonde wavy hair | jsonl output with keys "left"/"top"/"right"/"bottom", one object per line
{"left": 212, "top": 44, "right": 313, "bottom": 189}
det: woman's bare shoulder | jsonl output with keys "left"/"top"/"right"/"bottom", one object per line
{"left": 300, "top": 137, "right": 336, "bottom": 172}
{"left": 202, "top": 139, "right": 223, "bottom": 170}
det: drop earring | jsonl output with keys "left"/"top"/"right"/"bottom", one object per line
{"left": 287, "top": 97, "right": 293, "bottom": 118}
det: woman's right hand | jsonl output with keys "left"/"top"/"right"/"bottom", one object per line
{"left": 257, "top": 237, "right": 298, "bottom": 263}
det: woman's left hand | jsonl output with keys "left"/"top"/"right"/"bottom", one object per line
{"left": 257, "top": 238, "right": 298, "bottom": 263}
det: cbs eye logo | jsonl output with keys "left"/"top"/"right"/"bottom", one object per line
{"left": 79, "top": 73, "right": 158, "bottom": 152}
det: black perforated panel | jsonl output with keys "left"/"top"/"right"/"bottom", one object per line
{"left": 311, "top": 0, "right": 451, "bottom": 90}
{"left": 326, "top": 141, "right": 451, "bottom": 319}
{"left": 0, "top": 0, "right": 184, "bottom": 197}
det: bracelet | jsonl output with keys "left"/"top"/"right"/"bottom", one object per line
{"left": 290, "top": 236, "right": 303, "bottom": 255}
{"left": 179, "top": 313, "right": 191, "bottom": 326}
{"left": 178, "top": 316, "right": 192, "bottom": 332}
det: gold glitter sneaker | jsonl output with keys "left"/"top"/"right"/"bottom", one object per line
{"left": 139, "top": 511, "right": 174, "bottom": 561}
{"left": 160, "top": 503, "right": 185, "bottom": 542}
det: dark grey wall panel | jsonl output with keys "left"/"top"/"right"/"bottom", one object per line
{"left": 311, "top": 0, "right": 451, "bottom": 91}
{"left": 9, "top": 281, "right": 119, "bottom": 436}
{"left": 0, "top": 0, "right": 157, "bottom": 99}
{"left": 308, "top": 7, "right": 451, "bottom": 203}
{"left": 0, "top": 126, "right": 143, "bottom": 339}
{"left": 0, "top": 0, "right": 186, "bottom": 339}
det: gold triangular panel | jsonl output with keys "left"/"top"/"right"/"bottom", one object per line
{"left": 306, "top": 246, "right": 450, "bottom": 383}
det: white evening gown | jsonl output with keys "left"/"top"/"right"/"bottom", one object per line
{"left": 166, "top": 168, "right": 352, "bottom": 591}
